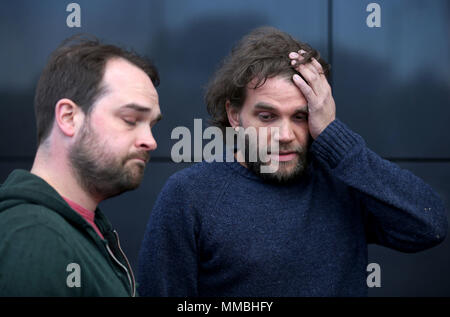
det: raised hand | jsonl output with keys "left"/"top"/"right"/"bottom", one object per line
{"left": 289, "top": 50, "right": 336, "bottom": 139}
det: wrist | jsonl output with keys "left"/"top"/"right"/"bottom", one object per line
{"left": 310, "top": 119, "right": 364, "bottom": 169}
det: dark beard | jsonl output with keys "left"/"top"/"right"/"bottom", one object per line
{"left": 68, "top": 121, "right": 146, "bottom": 200}
{"left": 240, "top": 133, "right": 310, "bottom": 185}
{"left": 246, "top": 148, "right": 309, "bottom": 185}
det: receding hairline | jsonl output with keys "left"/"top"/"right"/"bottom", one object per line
{"left": 90, "top": 56, "right": 158, "bottom": 107}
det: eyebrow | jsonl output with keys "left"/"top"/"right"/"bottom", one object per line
{"left": 120, "top": 103, "right": 163, "bottom": 123}
{"left": 121, "top": 103, "right": 152, "bottom": 113}
{"left": 254, "top": 102, "right": 308, "bottom": 114}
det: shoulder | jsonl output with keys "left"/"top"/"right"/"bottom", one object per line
{"left": 0, "top": 207, "right": 80, "bottom": 296}
{"left": 0, "top": 204, "right": 74, "bottom": 267}
{"left": 164, "top": 161, "right": 231, "bottom": 193}
{"left": 0, "top": 203, "right": 73, "bottom": 245}
{"left": 155, "top": 161, "right": 233, "bottom": 211}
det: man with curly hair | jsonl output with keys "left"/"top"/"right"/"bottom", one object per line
{"left": 138, "top": 27, "right": 447, "bottom": 296}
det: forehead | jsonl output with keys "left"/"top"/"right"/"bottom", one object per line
{"left": 98, "top": 57, "right": 159, "bottom": 110}
{"left": 244, "top": 76, "right": 307, "bottom": 109}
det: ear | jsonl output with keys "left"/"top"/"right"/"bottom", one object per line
{"left": 54, "top": 98, "right": 83, "bottom": 138}
{"left": 225, "top": 100, "right": 240, "bottom": 128}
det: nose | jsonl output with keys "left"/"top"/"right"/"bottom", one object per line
{"left": 275, "top": 121, "right": 295, "bottom": 144}
{"left": 136, "top": 126, "right": 157, "bottom": 151}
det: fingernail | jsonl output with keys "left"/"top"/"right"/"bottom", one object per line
{"left": 299, "top": 49, "right": 307, "bottom": 54}
{"left": 293, "top": 74, "right": 301, "bottom": 80}
{"left": 289, "top": 52, "right": 299, "bottom": 58}
{"left": 291, "top": 60, "right": 296, "bottom": 65}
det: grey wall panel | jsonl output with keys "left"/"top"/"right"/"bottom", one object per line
{"left": 0, "top": 0, "right": 329, "bottom": 159}
{"left": 0, "top": 161, "right": 33, "bottom": 183}
{"left": 0, "top": 0, "right": 163, "bottom": 157}
{"left": 0, "top": 93, "right": 36, "bottom": 157}
{"left": 332, "top": 0, "right": 450, "bottom": 158}
{"left": 368, "top": 162, "right": 450, "bottom": 296}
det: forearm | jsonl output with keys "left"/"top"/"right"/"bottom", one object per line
{"left": 310, "top": 119, "right": 448, "bottom": 251}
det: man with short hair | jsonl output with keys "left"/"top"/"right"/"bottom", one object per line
{"left": 137, "top": 27, "right": 447, "bottom": 296}
{"left": 0, "top": 35, "right": 162, "bottom": 296}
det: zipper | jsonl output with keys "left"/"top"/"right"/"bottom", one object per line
{"left": 113, "top": 229, "right": 136, "bottom": 297}
{"left": 105, "top": 233, "right": 136, "bottom": 297}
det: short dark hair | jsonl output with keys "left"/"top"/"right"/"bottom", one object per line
{"left": 34, "top": 34, "right": 159, "bottom": 146}
{"left": 205, "top": 26, "right": 330, "bottom": 134}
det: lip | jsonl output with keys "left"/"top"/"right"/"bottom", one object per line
{"left": 130, "top": 158, "right": 147, "bottom": 164}
{"left": 270, "top": 152, "right": 298, "bottom": 162}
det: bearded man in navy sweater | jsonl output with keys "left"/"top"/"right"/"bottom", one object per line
{"left": 137, "top": 27, "right": 448, "bottom": 296}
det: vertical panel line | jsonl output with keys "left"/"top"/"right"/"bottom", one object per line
{"left": 327, "top": 0, "right": 334, "bottom": 87}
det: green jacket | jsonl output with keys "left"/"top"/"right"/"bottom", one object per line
{"left": 0, "top": 170, "right": 136, "bottom": 296}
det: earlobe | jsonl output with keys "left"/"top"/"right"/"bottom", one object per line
{"left": 54, "top": 98, "right": 80, "bottom": 138}
{"left": 225, "top": 100, "right": 240, "bottom": 128}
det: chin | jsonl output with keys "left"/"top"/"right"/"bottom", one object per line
{"left": 248, "top": 162, "right": 305, "bottom": 185}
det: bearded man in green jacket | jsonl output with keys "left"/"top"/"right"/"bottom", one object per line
{"left": 0, "top": 35, "right": 162, "bottom": 296}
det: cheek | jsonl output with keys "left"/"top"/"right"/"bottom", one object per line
{"left": 294, "top": 124, "right": 310, "bottom": 145}
{"left": 93, "top": 127, "right": 129, "bottom": 155}
{"left": 261, "top": 127, "right": 278, "bottom": 149}
{"left": 239, "top": 110, "right": 260, "bottom": 127}
{"left": 93, "top": 118, "right": 127, "bottom": 143}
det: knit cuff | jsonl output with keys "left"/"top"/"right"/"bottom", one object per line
{"left": 310, "top": 119, "right": 365, "bottom": 169}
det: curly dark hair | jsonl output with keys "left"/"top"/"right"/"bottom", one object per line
{"left": 205, "top": 26, "right": 330, "bottom": 134}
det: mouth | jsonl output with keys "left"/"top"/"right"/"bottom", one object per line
{"left": 128, "top": 155, "right": 149, "bottom": 164}
{"left": 269, "top": 151, "right": 298, "bottom": 162}
{"left": 127, "top": 158, "right": 146, "bottom": 168}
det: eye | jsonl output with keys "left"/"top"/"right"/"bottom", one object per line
{"left": 294, "top": 114, "right": 308, "bottom": 121}
{"left": 123, "top": 118, "right": 137, "bottom": 126}
{"left": 258, "top": 112, "right": 275, "bottom": 122}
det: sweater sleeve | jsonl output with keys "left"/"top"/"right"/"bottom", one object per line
{"left": 310, "top": 119, "right": 448, "bottom": 253}
{"left": 137, "top": 174, "right": 199, "bottom": 296}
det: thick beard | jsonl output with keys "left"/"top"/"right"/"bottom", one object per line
{"left": 242, "top": 133, "right": 310, "bottom": 185}
{"left": 68, "top": 120, "right": 146, "bottom": 200}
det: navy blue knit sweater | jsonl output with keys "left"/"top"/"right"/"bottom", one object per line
{"left": 138, "top": 119, "right": 448, "bottom": 296}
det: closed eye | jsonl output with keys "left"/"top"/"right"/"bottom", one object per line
{"left": 123, "top": 118, "right": 137, "bottom": 126}
{"left": 258, "top": 112, "right": 276, "bottom": 122}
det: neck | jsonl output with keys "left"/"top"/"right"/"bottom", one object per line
{"left": 30, "top": 145, "right": 99, "bottom": 211}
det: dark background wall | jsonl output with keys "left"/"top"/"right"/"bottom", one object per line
{"left": 0, "top": 0, "right": 449, "bottom": 296}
